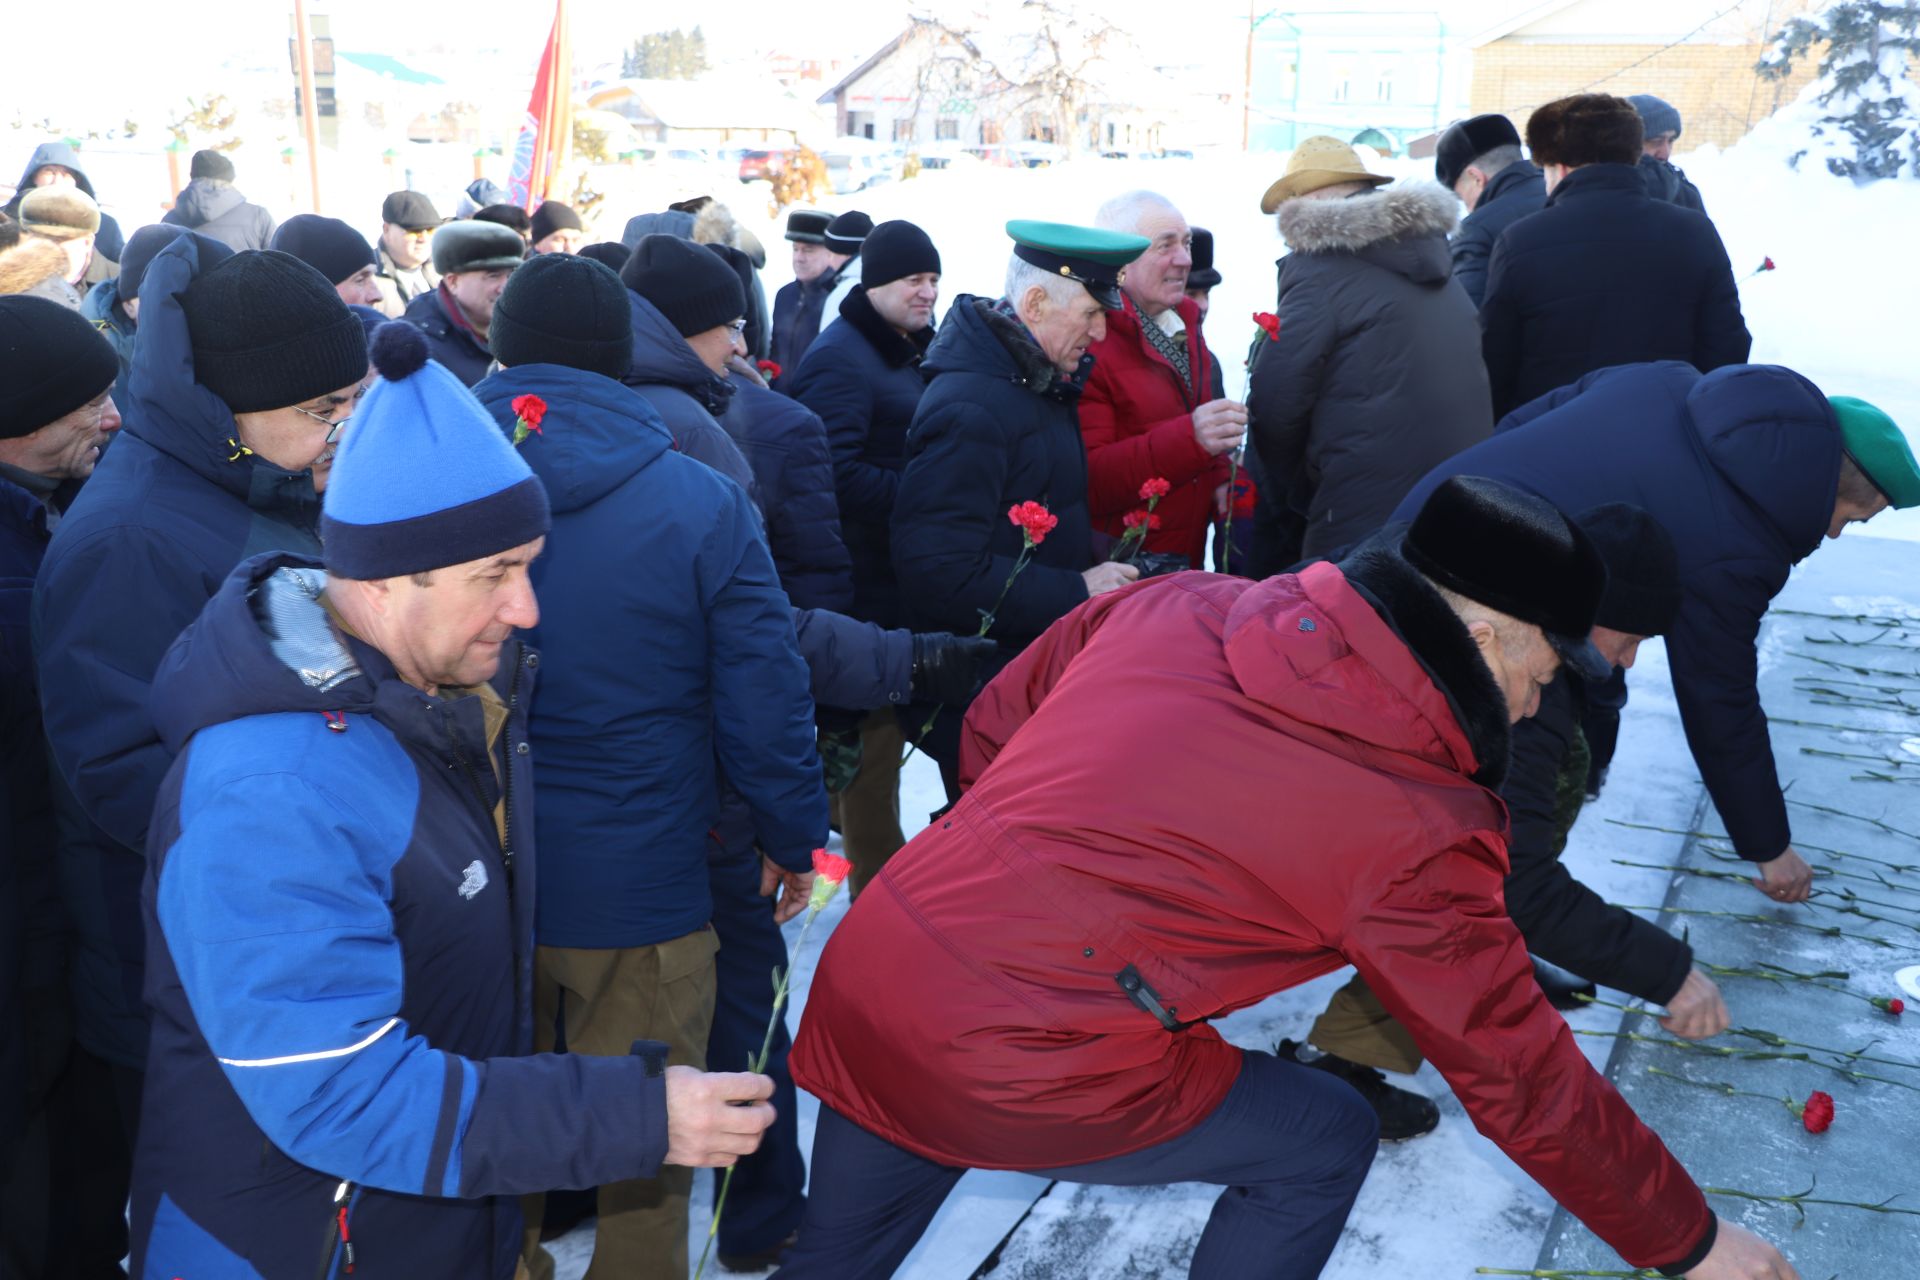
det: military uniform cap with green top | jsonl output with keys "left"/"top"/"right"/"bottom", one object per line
{"left": 1005, "top": 219, "right": 1150, "bottom": 309}
{"left": 1829, "top": 396, "right": 1920, "bottom": 508}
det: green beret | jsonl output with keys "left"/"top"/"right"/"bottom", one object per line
{"left": 1006, "top": 219, "right": 1150, "bottom": 309}
{"left": 1832, "top": 396, "right": 1920, "bottom": 509}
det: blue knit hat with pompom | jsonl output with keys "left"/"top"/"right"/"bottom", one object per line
{"left": 321, "top": 321, "right": 550, "bottom": 578}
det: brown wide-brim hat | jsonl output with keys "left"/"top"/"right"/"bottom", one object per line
{"left": 1260, "top": 135, "right": 1392, "bottom": 213}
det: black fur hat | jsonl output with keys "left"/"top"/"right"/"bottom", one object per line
{"left": 1525, "top": 94, "right": 1644, "bottom": 169}
{"left": 1435, "top": 113, "right": 1522, "bottom": 188}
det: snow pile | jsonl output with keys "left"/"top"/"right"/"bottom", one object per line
{"left": 1753, "top": 2, "right": 1920, "bottom": 182}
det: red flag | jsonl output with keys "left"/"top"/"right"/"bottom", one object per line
{"left": 508, "top": 0, "right": 572, "bottom": 211}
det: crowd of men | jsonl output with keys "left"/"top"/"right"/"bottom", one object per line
{"left": 0, "top": 88, "right": 1909, "bottom": 1280}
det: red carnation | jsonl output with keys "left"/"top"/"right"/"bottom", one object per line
{"left": 1872, "top": 996, "right": 1905, "bottom": 1015}
{"left": 811, "top": 847, "right": 852, "bottom": 884}
{"left": 1139, "top": 477, "right": 1172, "bottom": 501}
{"left": 1253, "top": 312, "right": 1281, "bottom": 341}
{"left": 1796, "top": 1090, "right": 1835, "bottom": 1133}
{"left": 757, "top": 359, "right": 783, "bottom": 380}
{"left": 1007, "top": 501, "right": 1058, "bottom": 546}
{"left": 1122, "top": 509, "right": 1162, "bottom": 531}
{"left": 1762, "top": 256, "right": 1776, "bottom": 271}
{"left": 510, "top": 394, "right": 547, "bottom": 445}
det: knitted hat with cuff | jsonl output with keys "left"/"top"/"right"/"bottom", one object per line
{"left": 179, "top": 250, "right": 368, "bottom": 413}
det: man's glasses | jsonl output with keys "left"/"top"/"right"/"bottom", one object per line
{"left": 292, "top": 385, "right": 367, "bottom": 444}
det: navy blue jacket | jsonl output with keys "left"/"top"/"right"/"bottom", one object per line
{"left": 33, "top": 234, "right": 326, "bottom": 1068}
{"left": 620, "top": 292, "right": 755, "bottom": 490}
{"left": 1480, "top": 164, "right": 1750, "bottom": 418}
{"left": 471, "top": 363, "right": 825, "bottom": 948}
{"left": 82, "top": 275, "right": 138, "bottom": 409}
{"left": 787, "top": 286, "right": 933, "bottom": 629}
{"left": 719, "top": 377, "right": 855, "bottom": 615}
{"left": 1450, "top": 159, "right": 1544, "bottom": 309}
{"left": 6, "top": 142, "right": 125, "bottom": 262}
{"left": 1396, "top": 362, "right": 1839, "bottom": 862}
{"left": 404, "top": 286, "right": 494, "bottom": 387}
{"left": 132, "top": 555, "right": 669, "bottom": 1280}
{"left": 768, "top": 265, "right": 847, "bottom": 385}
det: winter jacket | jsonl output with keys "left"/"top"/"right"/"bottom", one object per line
{"left": 1249, "top": 182, "right": 1492, "bottom": 569}
{"left": 1080, "top": 294, "right": 1226, "bottom": 567}
{"left": 372, "top": 240, "right": 439, "bottom": 319}
{"left": 718, "top": 376, "right": 855, "bottom": 615}
{"left": 619, "top": 291, "right": 755, "bottom": 490}
{"left": 1479, "top": 164, "right": 1749, "bottom": 418}
{"left": 1450, "top": 159, "right": 1545, "bottom": 309}
{"left": 32, "top": 233, "right": 324, "bottom": 1068}
{"left": 768, "top": 266, "right": 845, "bottom": 382}
{"left": 6, "top": 142, "right": 125, "bottom": 262}
{"left": 786, "top": 285, "right": 933, "bottom": 628}
{"left": 1639, "top": 155, "right": 1707, "bottom": 215}
{"left": 1397, "top": 361, "right": 1838, "bottom": 862}
{"left": 131, "top": 555, "right": 671, "bottom": 1280}
{"left": 471, "top": 363, "right": 825, "bottom": 949}
{"left": 791, "top": 547, "right": 1716, "bottom": 1275}
{"left": 404, "top": 284, "right": 494, "bottom": 387}
{"left": 161, "top": 178, "right": 275, "bottom": 253}
{"left": 82, "top": 275, "right": 138, "bottom": 408}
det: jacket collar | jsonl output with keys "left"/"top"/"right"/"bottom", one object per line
{"left": 840, "top": 284, "right": 934, "bottom": 369}
{"left": 1481, "top": 159, "right": 1543, "bottom": 205}
{"left": 979, "top": 298, "right": 1089, "bottom": 402}
{"left": 1545, "top": 163, "right": 1646, "bottom": 207}
{"left": 1104, "top": 293, "right": 1203, "bottom": 403}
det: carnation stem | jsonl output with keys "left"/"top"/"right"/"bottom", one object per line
{"left": 900, "top": 542, "right": 1037, "bottom": 766}
{"left": 1572, "top": 1029, "right": 1920, "bottom": 1093}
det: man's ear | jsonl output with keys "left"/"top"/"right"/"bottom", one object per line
{"left": 1016, "top": 285, "right": 1045, "bottom": 327}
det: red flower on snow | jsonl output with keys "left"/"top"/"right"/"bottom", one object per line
{"left": 1007, "top": 501, "right": 1058, "bottom": 546}
{"left": 1252, "top": 312, "right": 1282, "bottom": 341}
{"left": 1123, "top": 509, "right": 1163, "bottom": 531}
{"left": 1761, "top": 256, "right": 1776, "bottom": 272}
{"left": 1139, "top": 477, "right": 1172, "bottom": 501}
{"left": 1796, "top": 1090, "right": 1835, "bottom": 1134}
{"left": 1872, "top": 996, "right": 1905, "bottom": 1015}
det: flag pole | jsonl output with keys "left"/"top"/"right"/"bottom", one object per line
{"left": 292, "top": 0, "right": 324, "bottom": 212}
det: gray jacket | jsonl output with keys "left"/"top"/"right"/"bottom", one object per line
{"left": 161, "top": 179, "right": 275, "bottom": 252}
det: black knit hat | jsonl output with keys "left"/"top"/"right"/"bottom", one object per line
{"left": 271, "top": 215, "right": 377, "bottom": 285}
{"left": 530, "top": 201, "right": 584, "bottom": 245}
{"left": 860, "top": 220, "right": 940, "bottom": 288}
{"left": 1187, "top": 226, "right": 1222, "bottom": 290}
{"left": 784, "top": 209, "right": 830, "bottom": 244}
{"left": 0, "top": 296, "right": 120, "bottom": 438}
{"left": 1526, "top": 94, "right": 1644, "bottom": 169}
{"left": 491, "top": 253, "right": 632, "bottom": 379}
{"left": 1575, "top": 504, "right": 1681, "bottom": 637}
{"left": 823, "top": 210, "right": 873, "bottom": 256}
{"left": 620, "top": 233, "right": 745, "bottom": 337}
{"left": 179, "top": 250, "right": 369, "bottom": 413}
{"left": 1403, "top": 475, "right": 1610, "bottom": 680}
{"left": 579, "top": 241, "right": 632, "bottom": 272}
{"left": 190, "top": 149, "right": 235, "bottom": 183}
{"left": 472, "top": 204, "right": 533, "bottom": 239}
{"left": 120, "top": 225, "right": 232, "bottom": 301}
{"left": 1435, "top": 113, "right": 1522, "bottom": 189}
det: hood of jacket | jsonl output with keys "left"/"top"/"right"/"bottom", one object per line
{"left": 921, "top": 295, "right": 1086, "bottom": 401}
{"left": 121, "top": 234, "right": 320, "bottom": 515}
{"left": 170, "top": 178, "right": 248, "bottom": 227}
{"left": 691, "top": 202, "right": 768, "bottom": 269}
{"left": 1481, "top": 159, "right": 1544, "bottom": 208}
{"left": 1278, "top": 181, "right": 1460, "bottom": 284}
{"left": 1685, "top": 364, "right": 1839, "bottom": 562}
{"left": 10, "top": 142, "right": 99, "bottom": 204}
{"left": 622, "top": 291, "right": 735, "bottom": 410}
{"left": 471, "top": 363, "right": 673, "bottom": 514}
{"left": 0, "top": 238, "right": 71, "bottom": 298}
{"left": 81, "top": 276, "right": 133, "bottom": 335}
{"left": 1223, "top": 545, "right": 1510, "bottom": 790}
{"left": 621, "top": 209, "right": 697, "bottom": 248}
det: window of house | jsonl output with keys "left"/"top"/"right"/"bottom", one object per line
{"left": 1377, "top": 70, "right": 1394, "bottom": 103}
{"left": 936, "top": 118, "right": 959, "bottom": 140}
{"left": 1331, "top": 65, "right": 1353, "bottom": 103}
{"left": 894, "top": 118, "right": 916, "bottom": 142}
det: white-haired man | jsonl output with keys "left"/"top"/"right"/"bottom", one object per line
{"left": 888, "top": 220, "right": 1146, "bottom": 797}
{"left": 1081, "top": 191, "right": 1246, "bottom": 571}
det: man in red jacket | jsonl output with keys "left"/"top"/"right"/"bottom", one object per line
{"left": 1080, "top": 191, "right": 1247, "bottom": 569}
{"left": 786, "top": 476, "right": 1797, "bottom": 1280}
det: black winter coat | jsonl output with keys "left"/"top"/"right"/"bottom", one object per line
{"left": 719, "top": 377, "right": 856, "bottom": 615}
{"left": 403, "top": 286, "right": 494, "bottom": 388}
{"left": 787, "top": 285, "right": 933, "bottom": 629}
{"left": 768, "top": 265, "right": 847, "bottom": 384}
{"left": 1397, "top": 362, "right": 1839, "bottom": 863}
{"left": 1450, "top": 160, "right": 1545, "bottom": 309}
{"left": 1480, "top": 163, "right": 1749, "bottom": 418}
{"left": 1249, "top": 182, "right": 1492, "bottom": 568}
{"left": 1503, "top": 674, "right": 1692, "bottom": 1003}
{"left": 1639, "top": 156, "right": 1707, "bottom": 214}
{"left": 160, "top": 179, "right": 274, "bottom": 253}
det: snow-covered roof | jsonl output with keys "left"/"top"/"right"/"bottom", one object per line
{"left": 586, "top": 78, "right": 813, "bottom": 132}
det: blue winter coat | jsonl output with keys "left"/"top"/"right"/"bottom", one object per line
{"left": 6, "top": 142, "right": 126, "bottom": 262}
{"left": 1395, "top": 362, "right": 1839, "bottom": 863}
{"left": 768, "top": 268, "right": 843, "bottom": 385}
{"left": 131, "top": 555, "right": 669, "bottom": 1280}
{"left": 1479, "top": 163, "right": 1750, "bottom": 418}
{"left": 82, "top": 275, "right": 138, "bottom": 409}
{"left": 787, "top": 285, "right": 934, "bottom": 629}
{"left": 33, "top": 233, "right": 326, "bottom": 1069}
{"left": 471, "top": 363, "right": 825, "bottom": 949}
{"left": 719, "top": 376, "right": 855, "bottom": 615}
{"left": 404, "top": 286, "right": 494, "bottom": 387}
{"left": 1449, "top": 159, "right": 1544, "bottom": 309}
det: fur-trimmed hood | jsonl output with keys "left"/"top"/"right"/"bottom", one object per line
{"left": 921, "top": 295, "right": 1085, "bottom": 402}
{"left": 691, "top": 202, "right": 768, "bottom": 269}
{"left": 1278, "top": 181, "right": 1461, "bottom": 282}
{"left": 0, "top": 238, "right": 79, "bottom": 306}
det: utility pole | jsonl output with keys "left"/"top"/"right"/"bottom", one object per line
{"left": 1243, "top": 0, "right": 1258, "bottom": 150}
{"left": 293, "top": 0, "right": 323, "bottom": 212}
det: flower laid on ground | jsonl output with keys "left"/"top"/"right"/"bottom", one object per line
{"left": 509, "top": 394, "right": 546, "bottom": 445}
{"left": 1008, "top": 500, "right": 1058, "bottom": 544}
{"left": 756, "top": 359, "right": 782, "bottom": 380}
{"left": 1872, "top": 995, "right": 1905, "bottom": 1015}
{"left": 696, "top": 847, "right": 850, "bottom": 1278}
{"left": 1792, "top": 1089, "right": 1835, "bottom": 1133}
{"left": 1252, "top": 311, "right": 1282, "bottom": 341}
{"left": 1109, "top": 477, "right": 1172, "bottom": 563}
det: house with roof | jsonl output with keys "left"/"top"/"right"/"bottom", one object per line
{"left": 584, "top": 78, "right": 823, "bottom": 148}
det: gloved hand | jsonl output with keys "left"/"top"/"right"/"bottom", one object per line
{"left": 910, "top": 633, "right": 999, "bottom": 706}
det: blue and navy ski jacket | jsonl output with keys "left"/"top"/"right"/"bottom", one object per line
{"left": 131, "top": 554, "right": 670, "bottom": 1280}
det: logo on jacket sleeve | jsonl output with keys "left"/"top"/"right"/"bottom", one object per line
{"left": 458, "top": 860, "right": 489, "bottom": 900}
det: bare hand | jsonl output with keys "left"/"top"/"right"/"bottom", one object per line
{"left": 760, "top": 857, "right": 816, "bottom": 925}
{"left": 1659, "top": 968, "right": 1730, "bottom": 1040}
{"left": 1685, "top": 1217, "right": 1798, "bottom": 1280}
{"left": 1082, "top": 562, "right": 1141, "bottom": 596}
{"left": 1192, "top": 399, "right": 1249, "bottom": 456}
{"left": 1751, "top": 846, "right": 1813, "bottom": 904}
{"left": 663, "top": 1065, "right": 776, "bottom": 1167}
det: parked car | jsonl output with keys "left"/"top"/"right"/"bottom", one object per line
{"left": 821, "top": 140, "right": 900, "bottom": 194}
{"left": 739, "top": 148, "right": 794, "bottom": 182}
{"left": 912, "top": 141, "right": 982, "bottom": 171}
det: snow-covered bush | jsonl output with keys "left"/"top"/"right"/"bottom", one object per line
{"left": 1758, "top": 1, "right": 1920, "bottom": 180}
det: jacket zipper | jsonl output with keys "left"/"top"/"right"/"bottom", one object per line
{"left": 314, "top": 1180, "right": 356, "bottom": 1279}
{"left": 446, "top": 642, "right": 526, "bottom": 885}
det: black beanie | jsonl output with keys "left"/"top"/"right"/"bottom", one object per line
{"left": 190, "top": 149, "right": 236, "bottom": 183}
{"left": 860, "top": 220, "right": 940, "bottom": 287}
{"left": 579, "top": 241, "right": 632, "bottom": 273}
{"left": 179, "top": 251, "right": 369, "bottom": 413}
{"left": 823, "top": 210, "right": 873, "bottom": 256}
{"left": 119, "top": 225, "right": 233, "bottom": 301}
{"left": 0, "top": 296, "right": 121, "bottom": 438}
{"left": 491, "top": 253, "right": 632, "bottom": 379}
{"left": 1575, "top": 504, "right": 1681, "bottom": 637}
{"left": 271, "top": 214, "right": 378, "bottom": 285}
{"left": 530, "top": 201, "right": 584, "bottom": 244}
{"left": 621, "top": 233, "right": 745, "bottom": 337}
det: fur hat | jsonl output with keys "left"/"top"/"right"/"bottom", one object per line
{"left": 1435, "top": 114, "right": 1522, "bottom": 189}
{"left": 432, "top": 220, "right": 528, "bottom": 275}
{"left": 18, "top": 186, "right": 100, "bottom": 241}
{"left": 0, "top": 238, "right": 78, "bottom": 307}
{"left": 1526, "top": 94, "right": 1644, "bottom": 169}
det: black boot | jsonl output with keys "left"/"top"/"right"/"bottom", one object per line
{"left": 719, "top": 1230, "right": 798, "bottom": 1273}
{"left": 1276, "top": 1039, "right": 1439, "bottom": 1141}
{"left": 1531, "top": 957, "right": 1598, "bottom": 1012}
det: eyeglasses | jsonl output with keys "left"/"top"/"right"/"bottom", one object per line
{"left": 726, "top": 320, "right": 748, "bottom": 338}
{"left": 292, "top": 403, "right": 351, "bottom": 444}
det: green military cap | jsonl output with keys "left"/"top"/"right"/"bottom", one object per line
{"left": 1831, "top": 396, "right": 1920, "bottom": 508}
{"left": 1005, "top": 219, "right": 1150, "bottom": 310}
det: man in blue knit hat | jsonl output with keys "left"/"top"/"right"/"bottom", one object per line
{"left": 128, "top": 322, "right": 776, "bottom": 1280}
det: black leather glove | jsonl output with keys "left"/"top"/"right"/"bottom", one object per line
{"left": 910, "top": 633, "right": 1000, "bottom": 706}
